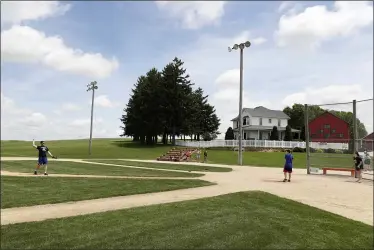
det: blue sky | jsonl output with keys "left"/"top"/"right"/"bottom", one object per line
{"left": 1, "top": 1, "right": 373, "bottom": 140}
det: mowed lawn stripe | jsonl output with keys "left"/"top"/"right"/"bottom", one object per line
{"left": 1, "top": 191, "right": 372, "bottom": 249}
{"left": 86, "top": 160, "right": 232, "bottom": 172}
{"left": 1, "top": 176, "right": 213, "bottom": 209}
{"left": 0, "top": 161, "right": 203, "bottom": 178}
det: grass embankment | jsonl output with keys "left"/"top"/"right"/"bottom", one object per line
{"left": 1, "top": 191, "right": 372, "bottom": 249}
{"left": 1, "top": 139, "right": 353, "bottom": 168}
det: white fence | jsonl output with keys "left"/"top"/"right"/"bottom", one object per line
{"left": 175, "top": 139, "right": 349, "bottom": 150}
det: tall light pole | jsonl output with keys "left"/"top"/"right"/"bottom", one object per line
{"left": 228, "top": 41, "right": 251, "bottom": 166}
{"left": 87, "top": 81, "right": 98, "bottom": 155}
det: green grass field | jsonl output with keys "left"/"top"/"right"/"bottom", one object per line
{"left": 1, "top": 191, "right": 372, "bottom": 249}
{"left": 87, "top": 160, "right": 232, "bottom": 172}
{"left": 0, "top": 139, "right": 354, "bottom": 168}
{"left": 1, "top": 176, "right": 212, "bottom": 209}
{"left": 1, "top": 161, "right": 203, "bottom": 178}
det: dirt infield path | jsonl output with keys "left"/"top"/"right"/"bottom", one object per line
{"left": 1, "top": 157, "right": 373, "bottom": 226}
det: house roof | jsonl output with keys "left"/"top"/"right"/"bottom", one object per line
{"left": 308, "top": 111, "right": 350, "bottom": 125}
{"left": 231, "top": 106, "right": 290, "bottom": 121}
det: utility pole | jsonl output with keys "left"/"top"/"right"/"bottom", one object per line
{"left": 228, "top": 41, "right": 251, "bottom": 165}
{"left": 87, "top": 81, "right": 98, "bottom": 155}
{"left": 353, "top": 99, "right": 357, "bottom": 178}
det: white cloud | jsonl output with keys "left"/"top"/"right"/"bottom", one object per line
{"left": 94, "top": 95, "right": 119, "bottom": 108}
{"left": 19, "top": 113, "right": 48, "bottom": 127}
{"left": 1, "top": 92, "right": 121, "bottom": 140}
{"left": 69, "top": 118, "right": 103, "bottom": 127}
{"left": 229, "top": 31, "right": 266, "bottom": 46}
{"left": 278, "top": 1, "right": 293, "bottom": 13}
{"left": 275, "top": 1, "right": 373, "bottom": 49}
{"left": 61, "top": 103, "right": 81, "bottom": 111}
{"left": 251, "top": 37, "right": 267, "bottom": 45}
{"left": 1, "top": 25, "right": 119, "bottom": 78}
{"left": 155, "top": 1, "right": 226, "bottom": 29}
{"left": 282, "top": 84, "right": 373, "bottom": 133}
{"left": 1, "top": 1, "right": 71, "bottom": 24}
{"left": 214, "top": 69, "right": 239, "bottom": 88}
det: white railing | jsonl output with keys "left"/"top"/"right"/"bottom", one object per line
{"left": 175, "top": 139, "right": 349, "bottom": 150}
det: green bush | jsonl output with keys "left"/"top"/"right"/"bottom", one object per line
{"left": 324, "top": 148, "right": 336, "bottom": 154}
{"left": 292, "top": 147, "right": 305, "bottom": 153}
{"left": 335, "top": 149, "right": 343, "bottom": 154}
{"left": 343, "top": 149, "right": 352, "bottom": 154}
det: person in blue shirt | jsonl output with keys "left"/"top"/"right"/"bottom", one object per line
{"left": 32, "top": 140, "right": 57, "bottom": 175}
{"left": 283, "top": 149, "right": 294, "bottom": 182}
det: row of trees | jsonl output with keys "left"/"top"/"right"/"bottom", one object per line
{"left": 121, "top": 57, "right": 220, "bottom": 145}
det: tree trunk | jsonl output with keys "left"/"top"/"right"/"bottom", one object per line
{"left": 197, "top": 134, "right": 200, "bottom": 141}
{"left": 183, "top": 135, "right": 186, "bottom": 141}
{"left": 162, "top": 131, "right": 167, "bottom": 145}
{"left": 172, "top": 126, "right": 176, "bottom": 146}
{"left": 133, "top": 135, "right": 139, "bottom": 142}
{"left": 146, "top": 135, "right": 152, "bottom": 145}
{"left": 140, "top": 135, "right": 145, "bottom": 144}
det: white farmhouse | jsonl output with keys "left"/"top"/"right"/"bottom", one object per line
{"left": 231, "top": 106, "right": 301, "bottom": 140}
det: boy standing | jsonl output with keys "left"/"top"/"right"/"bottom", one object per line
{"left": 283, "top": 149, "right": 293, "bottom": 182}
{"left": 354, "top": 151, "right": 363, "bottom": 183}
{"left": 196, "top": 148, "right": 201, "bottom": 162}
{"left": 203, "top": 149, "right": 208, "bottom": 163}
{"left": 33, "top": 140, "right": 56, "bottom": 175}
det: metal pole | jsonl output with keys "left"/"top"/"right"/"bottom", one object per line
{"left": 304, "top": 104, "right": 311, "bottom": 174}
{"left": 88, "top": 87, "right": 95, "bottom": 155}
{"left": 238, "top": 47, "right": 244, "bottom": 165}
{"left": 353, "top": 100, "right": 357, "bottom": 178}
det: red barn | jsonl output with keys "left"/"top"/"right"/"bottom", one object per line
{"left": 360, "top": 132, "right": 373, "bottom": 152}
{"left": 308, "top": 111, "right": 350, "bottom": 143}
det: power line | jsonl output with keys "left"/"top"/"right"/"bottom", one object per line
{"left": 307, "top": 98, "right": 373, "bottom": 107}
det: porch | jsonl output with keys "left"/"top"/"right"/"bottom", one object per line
{"left": 233, "top": 126, "right": 301, "bottom": 140}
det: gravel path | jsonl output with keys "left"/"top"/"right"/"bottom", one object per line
{"left": 1, "top": 157, "right": 372, "bottom": 226}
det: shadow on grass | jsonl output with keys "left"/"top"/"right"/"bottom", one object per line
{"left": 110, "top": 140, "right": 175, "bottom": 149}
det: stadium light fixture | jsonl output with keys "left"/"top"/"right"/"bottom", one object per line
{"left": 86, "top": 81, "right": 98, "bottom": 155}
{"left": 228, "top": 41, "right": 251, "bottom": 166}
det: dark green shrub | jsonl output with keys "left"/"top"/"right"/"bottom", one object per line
{"left": 324, "top": 148, "right": 336, "bottom": 154}
{"left": 292, "top": 147, "right": 305, "bottom": 153}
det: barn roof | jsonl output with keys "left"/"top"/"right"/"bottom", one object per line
{"left": 362, "top": 132, "right": 374, "bottom": 140}
{"left": 308, "top": 111, "right": 350, "bottom": 125}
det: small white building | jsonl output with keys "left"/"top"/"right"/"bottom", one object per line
{"left": 231, "top": 106, "right": 300, "bottom": 140}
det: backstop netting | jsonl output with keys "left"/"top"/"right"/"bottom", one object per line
{"left": 305, "top": 100, "right": 361, "bottom": 175}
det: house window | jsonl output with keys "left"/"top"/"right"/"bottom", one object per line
{"left": 236, "top": 121, "right": 239, "bottom": 128}
{"left": 324, "top": 124, "right": 330, "bottom": 129}
{"left": 260, "top": 118, "right": 263, "bottom": 125}
{"left": 332, "top": 129, "right": 336, "bottom": 133}
{"left": 311, "top": 134, "right": 317, "bottom": 138}
{"left": 324, "top": 133, "right": 330, "bottom": 138}
{"left": 243, "top": 132, "right": 247, "bottom": 140}
{"left": 278, "top": 120, "right": 281, "bottom": 127}
{"left": 243, "top": 116, "right": 249, "bottom": 126}
{"left": 320, "top": 129, "right": 323, "bottom": 133}
{"left": 269, "top": 118, "right": 272, "bottom": 123}
{"left": 339, "top": 134, "right": 344, "bottom": 138}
